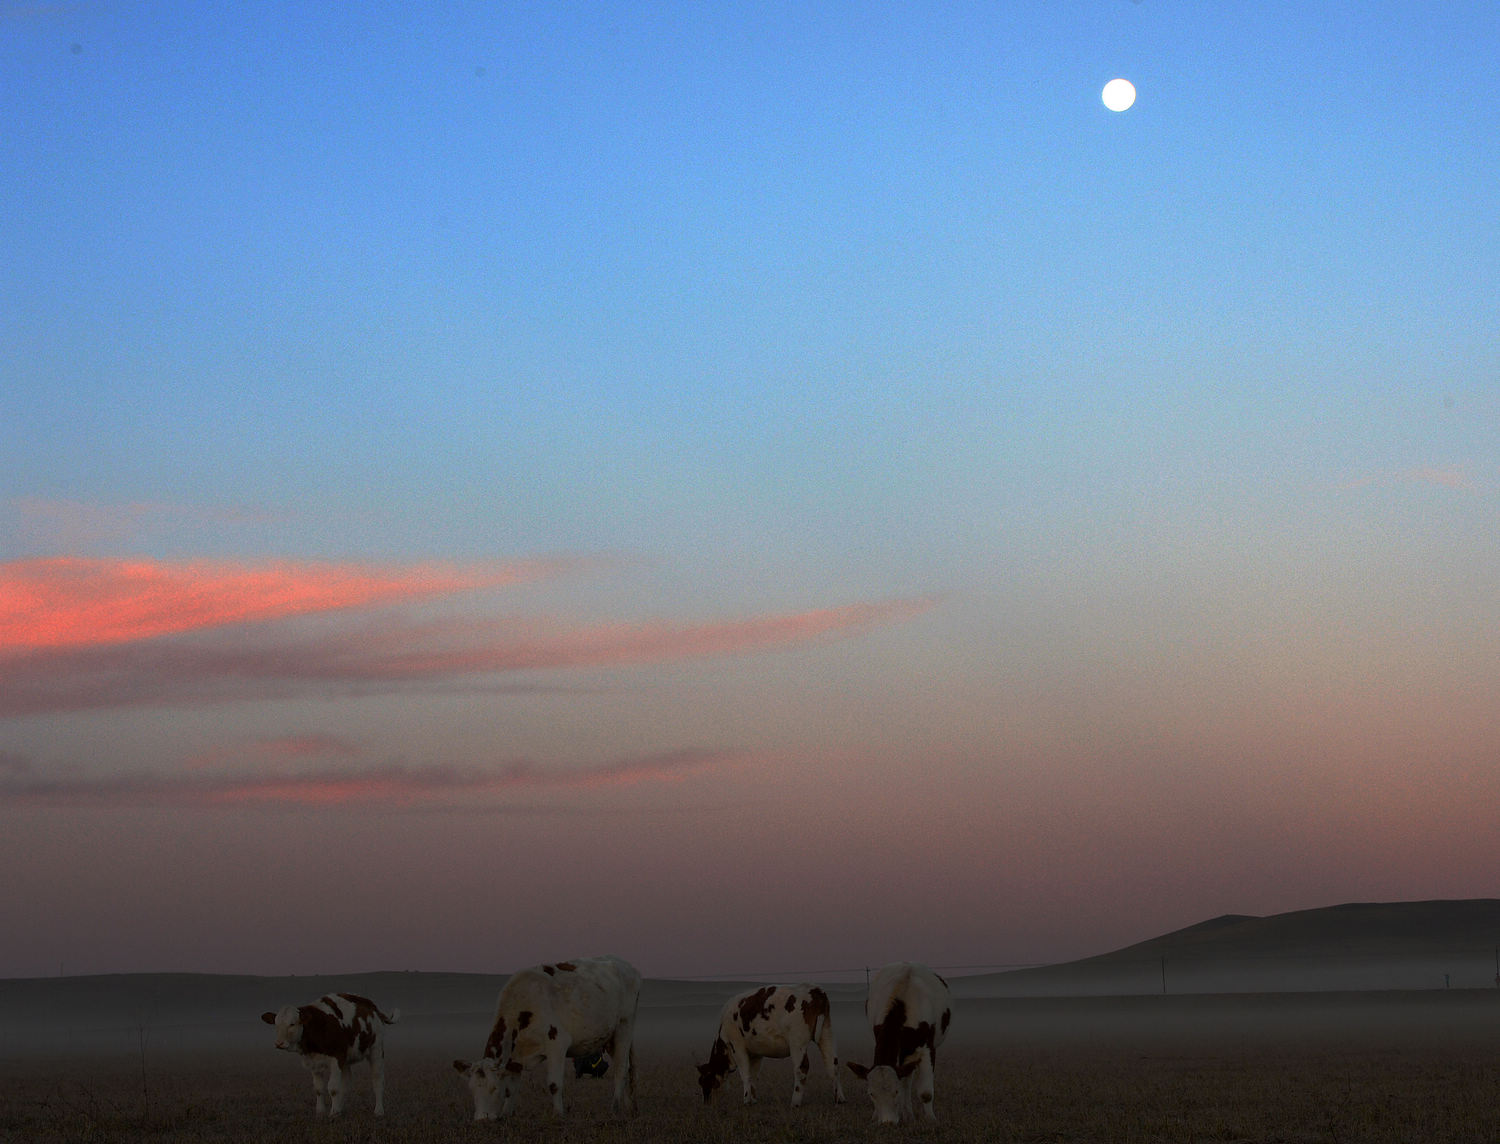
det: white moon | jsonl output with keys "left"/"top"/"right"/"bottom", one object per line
{"left": 1102, "top": 78, "right": 1136, "bottom": 112}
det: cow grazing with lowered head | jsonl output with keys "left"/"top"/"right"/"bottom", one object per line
{"left": 453, "top": 955, "right": 640, "bottom": 1119}
{"left": 698, "top": 984, "right": 846, "bottom": 1107}
{"left": 846, "top": 962, "right": 952, "bottom": 1124}
{"left": 261, "top": 992, "right": 400, "bottom": 1118}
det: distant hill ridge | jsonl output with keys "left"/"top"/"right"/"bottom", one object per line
{"left": 5, "top": 900, "right": 1500, "bottom": 1004}
{"left": 1084, "top": 899, "right": 1500, "bottom": 963}
{"left": 953, "top": 898, "right": 1500, "bottom": 997}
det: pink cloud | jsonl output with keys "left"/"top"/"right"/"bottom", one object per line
{"left": 0, "top": 748, "right": 738, "bottom": 809}
{"left": 0, "top": 556, "right": 574, "bottom": 653}
{"left": 0, "top": 596, "right": 937, "bottom": 717}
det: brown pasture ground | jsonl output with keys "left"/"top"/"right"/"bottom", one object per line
{"left": 5, "top": 990, "right": 1500, "bottom": 1143}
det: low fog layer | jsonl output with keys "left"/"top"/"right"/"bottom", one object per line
{"left": 8, "top": 901, "right": 1500, "bottom": 1060}
{"left": 6, "top": 972, "right": 1500, "bottom": 1066}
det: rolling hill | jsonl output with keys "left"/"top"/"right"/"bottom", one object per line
{"left": 958, "top": 899, "right": 1500, "bottom": 997}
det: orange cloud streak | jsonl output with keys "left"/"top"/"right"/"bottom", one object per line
{"left": 0, "top": 595, "right": 939, "bottom": 717}
{"left": 0, "top": 556, "right": 567, "bottom": 653}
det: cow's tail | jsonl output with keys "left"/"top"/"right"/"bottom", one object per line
{"left": 812, "top": 1010, "right": 827, "bottom": 1044}
{"left": 379, "top": 1006, "right": 401, "bottom": 1025}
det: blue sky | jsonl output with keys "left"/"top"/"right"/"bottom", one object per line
{"left": 2, "top": 1, "right": 1498, "bottom": 978}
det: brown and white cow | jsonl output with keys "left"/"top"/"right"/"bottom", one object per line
{"left": 697, "top": 984, "right": 846, "bottom": 1107}
{"left": 260, "top": 992, "right": 400, "bottom": 1118}
{"left": 452, "top": 954, "right": 641, "bottom": 1119}
{"left": 846, "top": 962, "right": 952, "bottom": 1124}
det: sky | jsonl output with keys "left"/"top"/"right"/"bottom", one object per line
{"left": 2, "top": 1, "right": 1498, "bottom": 981}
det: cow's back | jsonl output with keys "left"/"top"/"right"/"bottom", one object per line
{"left": 718, "top": 985, "right": 789, "bottom": 1055}
{"left": 867, "top": 963, "right": 950, "bottom": 1063}
{"left": 496, "top": 956, "right": 640, "bottom": 1057}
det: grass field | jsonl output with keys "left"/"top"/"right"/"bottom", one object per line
{"left": 6, "top": 1047, "right": 1500, "bottom": 1143}
{"left": 7, "top": 995, "right": 1500, "bottom": 1144}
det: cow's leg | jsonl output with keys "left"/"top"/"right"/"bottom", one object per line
{"left": 326, "top": 1060, "right": 349, "bottom": 1118}
{"left": 793, "top": 1049, "right": 811, "bottom": 1107}
{"left": 723, "top": 1038, "right": 753, "bottom": 1104}
{"left": 787, "top": 1028, "right": 809, "bottom": 1107}
{"left": 745, "top": 1054, "right": 764, "bottom": 1104}
{"left": 544, "top": 1047, "right": 568, "bottom": 1116}
{"left": 610, "top": 1023, "right": 637, "bottom": 1115}
{"left": 370, "top": 1040, "right": 386, "bottom": 1117}
{"left": 499, "top": 1070, "right": 519, "bottom": 1118}
{"left": 309, "top": 1060, "right": 330, "bottom": 1117}
{"left": 618, "top": 1042, "right": 637, "bottom": 1115}
{"left": 817, "top": 1023, "right": 846, "bottom": 1103}
{"left": 913, "top": 1050, "right": 937, "bottom": 1121}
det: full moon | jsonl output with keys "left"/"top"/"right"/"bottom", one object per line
{"left": 1102, "top": 78, "right": 1136, "bottom": 112}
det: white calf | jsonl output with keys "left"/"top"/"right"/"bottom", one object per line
{"left": 261, "top": 992, "right": 400, "bottom": 1117}
{"left": 846, "top": 962, "right": 952, "bottom": 1124}
{"left": 453, "top": 955, "right": 641, "bottom": 1119}
{"left": 697, "top": 983, "right": 846, "bottom": 1107}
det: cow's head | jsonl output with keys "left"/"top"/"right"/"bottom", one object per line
{"left": 453, "top": 1057, "right": 517, "bottom": 1120}
{"left": 696, "top": 1060, "right": 723, "bottom": 1103}
{"left": 847, "top": 1060, "right": 916, "bottom": 1124}
{"left": 697, "top": 1036, "right": 732, "bottom": 1103}
{"left": 261, "top": 1006, "right": 304, "bottom": 1052}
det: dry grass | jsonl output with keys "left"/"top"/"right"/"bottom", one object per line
{"left": 5, "top": 1041, "right": 1500, "bottom": 1144}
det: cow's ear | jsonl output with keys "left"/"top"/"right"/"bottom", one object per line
{"left": 452, "top": 1059, "right": 471, "bottom": 1074}
{"left": 846, "top": 1061, "right": 870, "bottom": 1079}
{"left": 261, "top": 1012, "right": 277, "bottom": 1025}
{"left": 895, "top": 1059, "right": 918, "bottom": 1079}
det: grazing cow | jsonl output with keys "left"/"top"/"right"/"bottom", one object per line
{"left": 846, "top": 962, "right": 952, "bottom": 1124}
{"left": 453, "top": 955, "right": 640, "bottom": 1119}
{"left": 697, "top": 984, "right": 845, "bottom": 1107}
{"left": 260, "top": 992, "right": 400, "bottom": 1118}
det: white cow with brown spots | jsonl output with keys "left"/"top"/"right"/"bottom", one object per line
{"left": 453, "top": 955, "right": 641, "bottom": 1119}
{"left": 697, "top": 984, "right": 846, "bottom": 1107}
{"left": 846, "top": 962, "right": 952, "bottom": 1124}
{"left": 261, "top": 992, "right": 400, "bottom": 1118}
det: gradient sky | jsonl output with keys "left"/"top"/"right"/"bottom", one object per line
{"left": 3, "top": 2, "right": 1498, "bottom": 980}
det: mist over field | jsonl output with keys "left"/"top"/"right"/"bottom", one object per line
{"left": 5, "top": 899, "right": 1499, "bottom": 1058}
